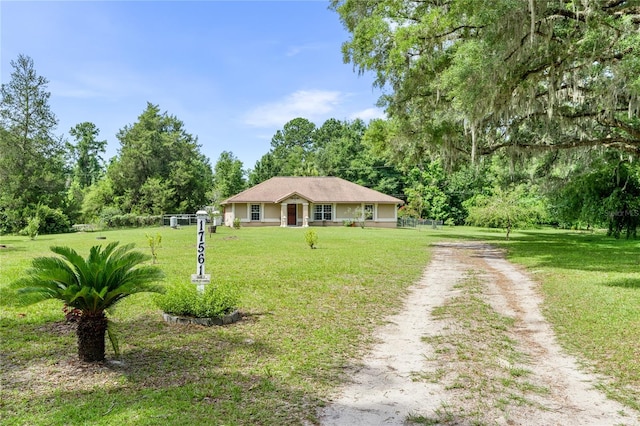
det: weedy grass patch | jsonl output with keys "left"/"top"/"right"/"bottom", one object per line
{"left": 0, "top": 225, "right": 433, "bottom": 425}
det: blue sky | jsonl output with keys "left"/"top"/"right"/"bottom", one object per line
{"left": 1, "top": 1, "right": 384, "bottom": 169}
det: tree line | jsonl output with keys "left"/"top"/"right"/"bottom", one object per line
{"left": 0, "top": 55, "right": 214, "bottom": 234}
{"left": 2, "top": 16, "right": 639, "bottom": 238}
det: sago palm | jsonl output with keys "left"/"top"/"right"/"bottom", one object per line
{"left": 14, "top": 242, "right": 164, "bottom": 362}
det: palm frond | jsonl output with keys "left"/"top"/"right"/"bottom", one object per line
{"left": 106, "top": 320, "right": 120, "bottom": 358}
{"left": 11, "top": 242, "right": 165, "bottom": 313}
{"left": 49, "top": 246, "right": 92, "bottom": 287}
{"left": 13, "top": 256, "right": 79, "bottom": 305}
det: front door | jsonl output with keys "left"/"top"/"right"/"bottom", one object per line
{"left": 287, "top": 204, "right": 297, "bottom": 226}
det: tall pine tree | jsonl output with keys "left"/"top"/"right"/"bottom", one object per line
{"left": 0, "top": 54, "right": 67, "bottom": 233}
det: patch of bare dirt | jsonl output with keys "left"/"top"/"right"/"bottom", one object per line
{"left": 1, "top": 321, "right": 127, "bottom": 395}
{"left": 318, "top": 242, "right": 639, "bottom": 425}
{"left": 37, "top": 320, "right": 77, "bottom": 335}
{"left": 1, "top": 356, "right": 126, "bottom": 396}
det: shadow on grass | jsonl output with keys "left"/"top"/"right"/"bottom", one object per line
{"left": 434, "top": 228, "right": 639, "bottom": 274}
{"left": 0, "top": 312, "right": 273, "bottom": 377}
{"left": 115, "top": 341, "right": 273, "bottom": 387}
{"left": 0, "top": 244, "right": 27, "bottom": 253}
{"left": 0, "top": 317, "right": 76, "bottom": 365}
{"left": 0, "top": 311, "right": 322, "bottom": 424}
{"left": 3, "top": 368, "right": 316, "bottom": 425}
{"left": 115, "top": 311, "right": 275, "bottom": 368}
{"left": 600, "top": 277, "right": 640, "bottom": 289}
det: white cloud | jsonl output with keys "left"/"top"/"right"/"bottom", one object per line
{"left": 50, "top": 64, "right": 150, "bottom": 101}
{"left": 285, "top": 42, "right": 325, "bottom": 57}
{"left": 244, "top": 90, "right": 343, "bottom": 127}
{"left": 349, "top": 107, "right": 386, "bottom": 121}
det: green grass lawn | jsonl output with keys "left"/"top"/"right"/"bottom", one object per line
{"left": 0, "top": 225, "right": 434, "bottom": 425}
{"left": 1, "top": 225, "right": 638, "bottom": 424}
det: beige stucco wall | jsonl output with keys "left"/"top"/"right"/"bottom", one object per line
{"left": 335, "top": 203, "right": 359, "bottom": 219}
{"left": 235, "top": 203, "right": 248, "bottom": 219}
{"left": 224, "top": 201, "right": 398, "bottom": 227}
{"left": 377, "top": 204, "right": 396, "bottom": 219}
{"left": 264, "top": 203, "right": 280, "bottom": 221}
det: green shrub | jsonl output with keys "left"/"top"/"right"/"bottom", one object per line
{"left": 155, "top": 281, "right": 239, "bottom": 318}
{"left": 233, "top": 217, "right": 241, "bottom": 229}
{"left": 304, "top": 229, "right": 318, "bottom": 249}
{"left": 20, "top": 216, "right": 40, "bottom": 240}
{"left": 0, "top": 209, "right": 12, "bottom": 235}
{"left": 99, "top": 207, "right": 121, "bottom": 227}
{"left": 36, "top": 205, "right": 71, "bottom": 234}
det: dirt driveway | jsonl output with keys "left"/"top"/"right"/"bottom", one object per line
{"left": 318, "top": 242, "right": 639, "bottom": 425}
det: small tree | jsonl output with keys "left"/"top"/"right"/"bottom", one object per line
{"left": 145, "top": 233, "right": 162, "bottom": 264}
{"left": 465, "top": 186, "right": 548, "bottom": 240}
{"left": 12, "top": 242, "right": 164, "bottom": 362}
{"left": 353, "top": 206, "right": 372, "bottom": 229}
{"left": 21, "top": 216, "right": 40, "bottom": 240}
{"left": 304, "top": 229, "right": 318, "bottom": 249}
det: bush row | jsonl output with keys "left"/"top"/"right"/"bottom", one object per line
{"left": 2, "top": 204, "right": 163, "bottom": 236}
{"left": 103, "top": 214, "right": 162, "bottom": 228}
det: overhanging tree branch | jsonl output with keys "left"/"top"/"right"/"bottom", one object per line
{"left": 477, "top": 136, "right": 640, "bottom": 156}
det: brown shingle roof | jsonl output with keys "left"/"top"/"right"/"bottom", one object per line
{"left": 222, "top": 177, "right": 403, "bottom": 204}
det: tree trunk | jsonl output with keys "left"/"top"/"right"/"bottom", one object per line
{"left": 76, "top": 312, "right": 107, "bottom": 362}
{"left": 470, "top": 123, "right": 477, "bottom": 165}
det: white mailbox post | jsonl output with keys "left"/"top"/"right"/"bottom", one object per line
{"left": 191, "top": 210, "right": 211, "bottom": 293}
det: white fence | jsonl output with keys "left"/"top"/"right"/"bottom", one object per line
{"left": 397, "top": 218, "right": 443, "bottom": 229}
{"left": 162, "top": 214, "right": 199, "bottom": 226}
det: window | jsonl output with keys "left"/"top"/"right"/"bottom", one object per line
{"left": 314, "top": 204, "right": 332, "bottom": 221}
{"left": 364, "top": 204, "right": 374, "bottom": 220}
{"left": 251, "top": 204, "right": 260, "bottom": 221}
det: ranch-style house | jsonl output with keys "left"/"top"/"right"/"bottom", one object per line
{"left": 221, "top": 176, "right": 403, "bottom": 228}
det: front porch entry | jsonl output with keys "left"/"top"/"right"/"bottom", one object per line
{"left": 287, "top": 204, "right": 297, "bottom": 226}
{"left": 280, "top": 198, "right": 309, "bottom": 227}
